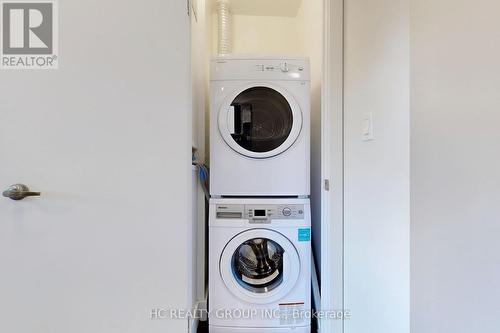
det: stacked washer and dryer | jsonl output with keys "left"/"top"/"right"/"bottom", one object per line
{"left": 208, "top": 56, "right": 312, "bottom": 333}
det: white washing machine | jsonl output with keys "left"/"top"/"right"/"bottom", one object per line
{"left": 209, "top": 198, "right": 311, "bottom": 333}
{"left": 210, "top": 56, "right": 310, "bottom": 197}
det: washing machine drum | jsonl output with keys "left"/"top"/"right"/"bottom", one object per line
{"left": 232, "top": 238, "right": 284, "bottom": 293}
{"left": 219, "top": 85, "right": 303, "bottom": 159}
{"left": 220, "top": 229, "right": 301, "bottom": 303}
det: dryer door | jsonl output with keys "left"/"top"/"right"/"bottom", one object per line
{"left": 218, "top": 84, "right": 303, "bottom": 159}
{"left": 220, "top": 229, "right": 301, "bottom": 304}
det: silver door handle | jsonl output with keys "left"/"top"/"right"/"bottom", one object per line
{"left": 2, "top": 184, "right": 41, "bottom": 201}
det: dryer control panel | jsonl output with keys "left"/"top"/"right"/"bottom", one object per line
{"left": 216, "top": 204, "right": 305, "bottom": 223}
{"left": 211, "top": 58, "right": 310, "bottom": 82}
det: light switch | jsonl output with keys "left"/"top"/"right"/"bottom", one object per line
{"left": 362, "top": 112, "right": 374, "bottom": 141}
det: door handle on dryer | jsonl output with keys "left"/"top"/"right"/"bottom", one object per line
{"left": 228, "top": 106, "right": 236, "bottom": 134}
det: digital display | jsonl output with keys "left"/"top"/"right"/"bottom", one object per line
{"left": 254, "top": 209, "right": 266, "bottom": 217}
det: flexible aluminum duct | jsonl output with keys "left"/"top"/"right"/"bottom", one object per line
{"left": 216, "top": 0, "right": 231, "bottom": 55}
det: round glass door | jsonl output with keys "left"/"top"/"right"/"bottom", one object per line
{"left": 230, "top": 87, "right": 293, "bottom": 153}
{"left": 218, "top": 84, "right": 303, "bottom": 159}
{"left": 232, "top": 238, "right": 284, "bottom": 293}
{"left": 220, "top": 229, "right": 300, "bottom": 304}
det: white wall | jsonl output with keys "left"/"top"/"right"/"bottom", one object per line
{"left": 192, "top": 0, "right": 208, "bottom": 161}
{"left": 211, "top": 13, "right": 301, "bottom": 55}
{"left": 343, "top": 0, "right": 410, "bottom": 332}
{"left": 411, "top": 1, "right": 500, "bottom": 332}
{"left": 190, "top": 2, "right": 210, "bottom": 332}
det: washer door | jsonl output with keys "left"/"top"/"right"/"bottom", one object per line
{"left": 220, "top": 229, "right": 301, "bottom": 304}
{"left": 218, "top": 84, "right": 303, "bottom": 159}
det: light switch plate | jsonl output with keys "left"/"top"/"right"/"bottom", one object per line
{"left": 362, "top": 112, "right": 374, "bottom": 141}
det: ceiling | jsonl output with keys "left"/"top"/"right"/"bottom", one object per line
{"left": 213, "top": 0, "right": 303, "bottom": 17}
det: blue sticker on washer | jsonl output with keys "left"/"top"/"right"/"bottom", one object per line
{"left": 298, "top": 228, "right": 311, "bottom": 242}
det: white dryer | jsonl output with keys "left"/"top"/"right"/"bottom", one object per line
{"left": 210, "top": 56, "right": 310, "bottom": 197}
{"left": 209, "top": 198, "right": 311, "bottom": 333}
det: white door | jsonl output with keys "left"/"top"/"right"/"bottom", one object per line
{"left": 0, "top": 1, "right": 190, "bottom": 333}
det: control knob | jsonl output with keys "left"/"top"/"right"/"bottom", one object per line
{"left": 280, "top": 62, "right": 289, "bottom": 73}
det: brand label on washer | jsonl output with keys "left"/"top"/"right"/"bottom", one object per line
{"left": 298, "top": 228, "right": 310, "bottom": 242}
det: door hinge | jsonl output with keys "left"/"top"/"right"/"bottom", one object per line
{"left": 324, "top": 179, "right": 331, "bottom": 191}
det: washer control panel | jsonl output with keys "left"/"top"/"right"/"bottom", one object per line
{"left": 216, "top": 204, "right": 305, "bottom": 223}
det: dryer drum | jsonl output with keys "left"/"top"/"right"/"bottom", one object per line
{"left": 230, "top": 87, "right": 293, "bottom": 153}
